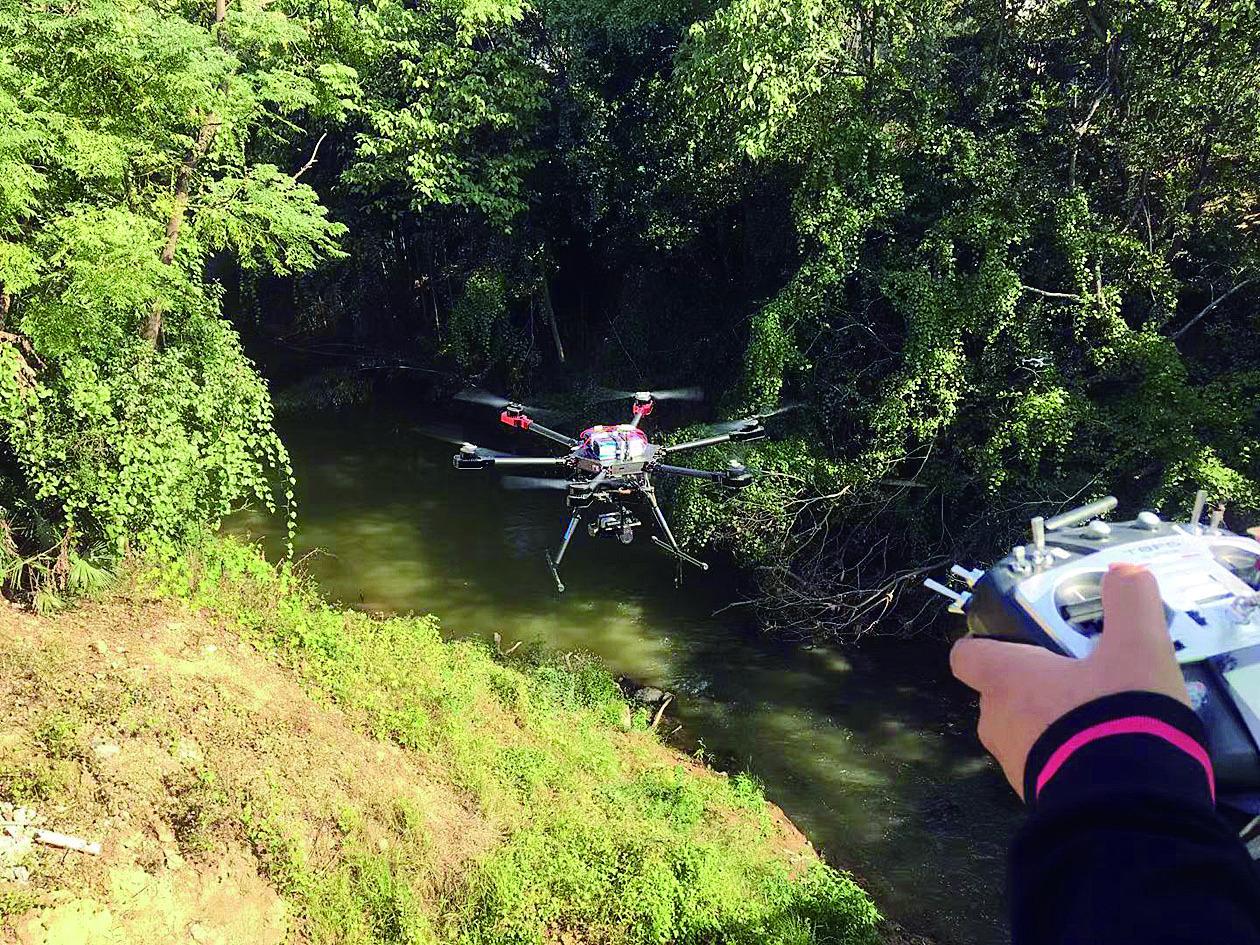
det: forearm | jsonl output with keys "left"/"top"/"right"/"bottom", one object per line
{"left": 1010, "top": 692, "right": 1260, "bottom": 944}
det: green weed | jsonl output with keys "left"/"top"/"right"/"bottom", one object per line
{"left": 33, "top": 710, "right": 83, "bottom": 761}
{"left": 137, "top": 538, "right": 881, "bottom": 945}
{"left": 165, "top": 767, "right": 231, "bottom": 857}
{"left": 0, "top": 889, "right": 38, "bottom": 919}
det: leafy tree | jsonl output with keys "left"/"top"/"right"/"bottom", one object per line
{"left": 4, "top": 0, "right": 1257, "bottom": 642}
{"left": 667, "top": 0, "right": 1260, "bottom": 637}
{"left": 0, "top": 0, "right": 348, "bottom": 590}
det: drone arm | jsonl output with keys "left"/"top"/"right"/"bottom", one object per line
{"left": 661, "top": 434, "right": 734, "bottom": 454}
{"left": 525, "top": 422, "right": 579, "bottom": 448}
{"left": 491, "top": 456, "right": 571, "bottom": 468}
{"left": 501, "top": 411, "right": 578, "bottom": 447}
{"left": 663, "top": 423, "right": 765, "bottom": 456}
{"left": 652, "top": 463, "right": 725, "bottom": 482}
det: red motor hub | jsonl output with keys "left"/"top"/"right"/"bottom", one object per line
{"left": 500, "top": 408, "right": 533, "bottom": 430}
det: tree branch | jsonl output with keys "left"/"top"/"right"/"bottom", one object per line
{"left": 1068, "top": 79, "right": 1110, "bottom": 190}
{"left": 0, "top": 330, "right": 44, "bottom": 383}
{"left": 292, "top": 131, "right": 328, "bottom": 182}
{"left": 144, "top": 0, "right": 229, "bottom": 345}
{"left": 1171, "top": 277, "right": 1257, "bottom": 341}
{"left": 1021, "top": 285, "right": 1083, "bottom": 302}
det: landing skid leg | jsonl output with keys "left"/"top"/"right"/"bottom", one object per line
{"left": 546, "top": 512, "right": 582, "bottom": 593}
{"left": 545, "top": 550, "right": 565, "bottom": 593}
{"left": 643, "top": 484, "right": 708, "bottom": 572}
{"left": 649, "top": 536, "right": 709, "bottom": 571}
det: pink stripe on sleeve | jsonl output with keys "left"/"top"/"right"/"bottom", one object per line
{"left": 1034, "top": 715, "right": 1215, "bottom": 802}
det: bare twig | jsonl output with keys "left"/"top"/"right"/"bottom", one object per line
{"left": 1021, "top": 285, "right": 1082, "bottom": 302}
{"left": 1171, "top": 277, "right": 1256, "bottom": 341}
{"left": 292, "top": 132, "right": 329, "bottom": 182}
{"left": 650, "top": 695, "right": 673, "bottom": 731}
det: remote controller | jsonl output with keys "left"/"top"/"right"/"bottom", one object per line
{"left": 928, "top": 492, "right": 1260, "bottom": 819}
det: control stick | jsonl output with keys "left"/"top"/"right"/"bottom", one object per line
{"left": 1191, "top": 489, "right": 1207, "bottom": 531}
{"left": 1031, "top": 515, "right": 1046, "bottom": 564}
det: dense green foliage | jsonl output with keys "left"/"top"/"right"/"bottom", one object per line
{"left": 0, "top": 0, "right": 350, "bottom": 588}
{"left": 139, "top": 536, "right": 881, "bottom": 944}
{"left": 2, "top": 0, "right": 1258, "bottom": 638}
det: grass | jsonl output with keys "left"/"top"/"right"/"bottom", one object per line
{"left": 2, "top": 535, "right": 881, "bottom": 945}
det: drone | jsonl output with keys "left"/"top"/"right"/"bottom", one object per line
{"left": 441, "top": 387, "right": 791, "bottom": 592}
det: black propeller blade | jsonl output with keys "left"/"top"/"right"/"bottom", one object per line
{"left": 412, "top": 424, "right": 515, "bottom": 458}
{"left": 708, "top": 403, "right": 801, "bottom": 434}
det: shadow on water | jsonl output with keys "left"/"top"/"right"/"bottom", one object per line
{"left": 230, "top": 409, "right": 1023, "bottom": 945}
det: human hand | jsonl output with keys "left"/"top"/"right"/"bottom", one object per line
{"left": 949, "top": 563, "right": 1189, "bottom": 798}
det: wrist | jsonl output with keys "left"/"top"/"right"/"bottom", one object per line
{"left": 1023, "top": 691, "right": 1214, "bottom": 813}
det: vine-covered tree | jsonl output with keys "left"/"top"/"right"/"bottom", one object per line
{"left": 0, "top": 0, "right": 349, "bottom": 595}
{"left": 2, "top": 0, "right": 1257, "bottom": 639}
{"left": 664, "top": 0, "right": 1260, "bottom": 637}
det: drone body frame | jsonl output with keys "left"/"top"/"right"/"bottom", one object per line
{"left": 451, "top": 391, "right": 766, "bottom": 592}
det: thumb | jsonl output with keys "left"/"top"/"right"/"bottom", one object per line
{"left": 1096, "top": 563, "right": 1173, "bottom": 659}
{"left": 951, "top": 636, "right": 1069, "bottom": 695}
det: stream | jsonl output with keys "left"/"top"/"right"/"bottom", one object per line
{"left": 230, "top": 407, "right": 1024, "bottom": 945}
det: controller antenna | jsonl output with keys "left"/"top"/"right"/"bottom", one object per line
{"left": 924, "top": 578, "right": 971, "bottom": 614}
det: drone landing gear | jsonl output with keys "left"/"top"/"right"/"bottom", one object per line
{"left": 649, "top": 536, "right": 708, "bottom": 571}
{"left": 643, "top": 485, "right": 708, "bottom": 576}
{"left": 546, "top": 512, "right": 582, "bottom": 593}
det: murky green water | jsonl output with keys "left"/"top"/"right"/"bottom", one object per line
{"left": 232, "top": 409, "right": 1023, "bottom": 944}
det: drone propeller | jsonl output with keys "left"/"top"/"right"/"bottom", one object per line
{"left": 499, "top": 475, "right": 570, "bottom": 491}
{"left": 594, "top": 386, "right": 705, "bottom": 403}
{"left": 708, "top": 403, "right": 801, "bottom": 434}
{"left": 454, "top": 386, "right": 562, "bottom": 420}
{"left": 412, "top": 424, "right": 514, "bottom": 457}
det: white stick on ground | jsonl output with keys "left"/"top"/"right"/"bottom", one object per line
{"left": 34, "top": 830, "right": 101, "bottom": 856}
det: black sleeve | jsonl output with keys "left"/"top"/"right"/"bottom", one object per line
{"left": 1010, "top": 691, "right": 1260, "bottom": 945}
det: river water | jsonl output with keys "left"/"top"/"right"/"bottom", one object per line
{"left": 231, "top": 408, "right": 1024, "bottom": 944}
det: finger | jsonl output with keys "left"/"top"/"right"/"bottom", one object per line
{"left": 1097, "top": 563, "right": 1173, "bottom": 658}
{"left": 975, "top": 697, "right": 1026, "bottom": 799}
{"left": 976, "top": 696, "right": 997, "bottom": 751}
{"left": 950, "top": 637, "right": 1040, "bottom": 694}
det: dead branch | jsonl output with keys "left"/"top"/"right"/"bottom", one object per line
{"left": 1022, "top": 285, "right": 1082, "bottom": 302}
{"left": 1171, "top": 277, "right": 1256, "bottom": 341}
{"left": 292, "top": 132, "right": 328, "bottom": 182}
{"left": 650, "top": 695, "right": 673, "bottom": 731}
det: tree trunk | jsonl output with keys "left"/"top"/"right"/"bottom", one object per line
{"left": 539, "top": 273, "right": 566, "bottom": 364}
{"left": 0, "top": 285, "right": 9, "bottom": 331}
{"left": 143, "top": 0, "right": 227, "bottom": 345}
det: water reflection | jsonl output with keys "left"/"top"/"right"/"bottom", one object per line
{"left": 230, "top": 409, "right": 1022, "bottom": 945}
